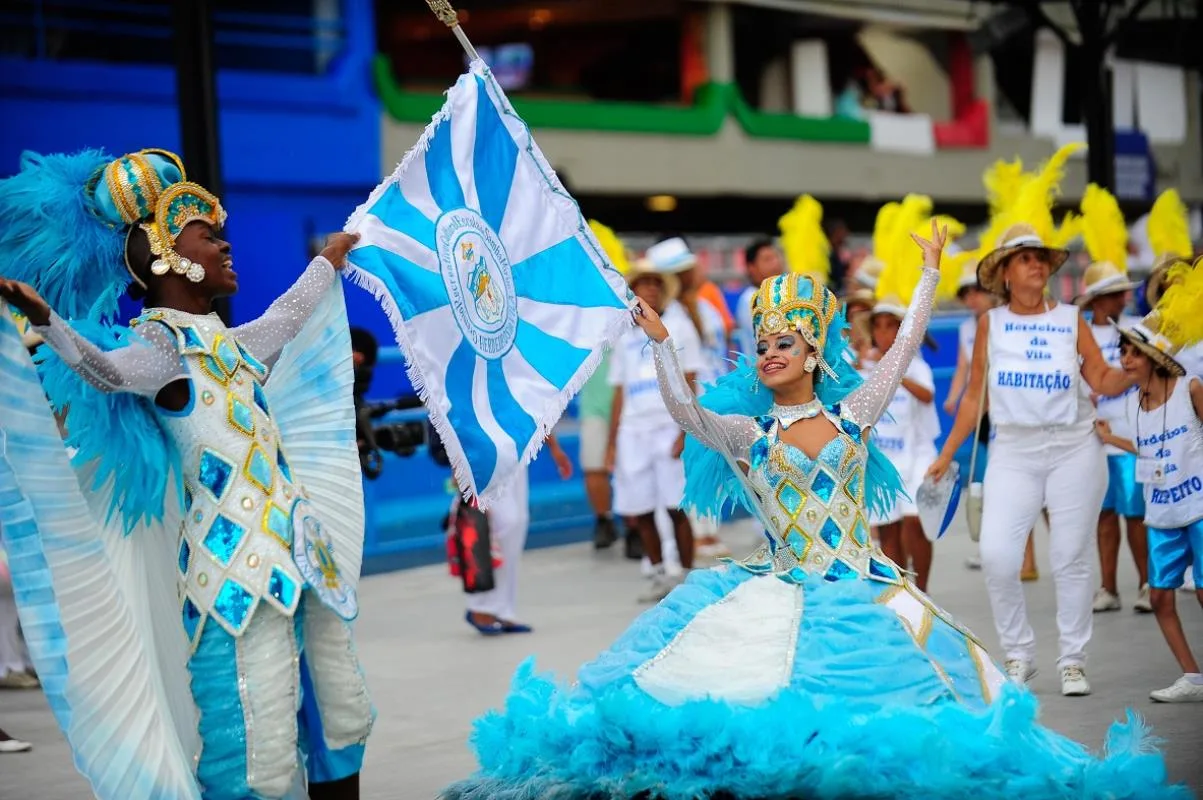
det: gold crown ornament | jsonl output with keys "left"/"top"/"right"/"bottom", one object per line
{"left": 752, "top": 272, "right": 840, "bottom": 378}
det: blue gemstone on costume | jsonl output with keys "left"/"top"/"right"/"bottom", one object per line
{"left": 840, "top": 418, "right": 860, "bottom": 437}
{"left": 777, "top": 482, "right": 803, "bottom": 516}
{"left": 252, "top": 382, "right": 270, "bottom": 416}
{"left": 198, "top": 449, "right": 234, "bottom": 501}
{"left": 819, "top": 518, "right": 843, "bottom": 549}
{"left": 268, "top": 566, "right": 297, "bottom": 609}
{"left": 203, "top": 514, "right": 246, "bottom": 566}
{"left": 812, "top": 469, "right": 836, "bottom": 502}
{"left": 200, "top": 355, "right": 227, "bottom": 383}
{"left": 245, "top": 444, "right": 273, "bottom": 494}
{"left": 238, "top": 342, "right": 267, "bottom": 376}
{"left": 228, "top": 396, "right": 255, "bottom": 436}
{"left": 263, "top": 502, "right": 292, "bottom": 547}
{"left": 852, "top": 519, "right": 870, "bottom": 546}
{"left": 179, "top": 325, "right": 206, "bottom": 352}
{"left": 276, "top": 448, "right": 293, "bottom": 484}
{"left": 844, "top": 468, "right": 864, "bottom": 503}
{"left": 214, "top": 338, "right": 240, "bottom": 375}
{"left": 178, "top": 539, "right": 191, "bottom": 575}
{"left": 182, "top": 597, "right": 202, "bottom": 642}
{"left": 213, "top": 578, "right": 254, "bottom": 631}
{"left": 869, "top": 558, "right": 899, "bottom": 581}
{"left": 824, "top": 559, "right": 855, "bottom": 581}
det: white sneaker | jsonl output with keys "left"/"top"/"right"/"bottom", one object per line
{"left": 0, "top": 738, "right": 31, "bottom": 753}
{"left": 1092, "top": 588, "right": 1121, "bottom": 612}
{"left": 1134, "top": 584, "right": 1154, "bottom": 613}
{"left": 1060, "top": 664, "right": 1091, "bottom": 696}
{"left": 1150, "top": 675, "right": 1203, "bottom": 703}
{"left": 1182, "top": 573, "right": 1197, "bottom": 592}
{"left": 637, "top": 573, "right": 675, "bottom": 604}
{"left": 1004, "top": 659, "right": 1037, "bottom": 684}
{"left": 964, "top": 555, "right": 982, "bottom": 570}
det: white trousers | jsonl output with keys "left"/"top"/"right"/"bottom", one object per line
{"left": 0, "top": 586, "right": 31, "bottom": 676}
{"left": 467, "top": 467, "right": 530, "bottom": 621}
{"left": 981, "top": 424, "right": 1106, "bottom": 668}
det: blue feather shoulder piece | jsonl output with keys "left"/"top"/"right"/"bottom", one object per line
{"left": 34, "top": 322, "right": 180, "bottom": 536}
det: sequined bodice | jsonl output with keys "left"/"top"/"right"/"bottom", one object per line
{"left": 137, "top": 308, "right": 356, "bottom": 649}
{"left": 738, "top": 408, "right": 903, "bottom": 585}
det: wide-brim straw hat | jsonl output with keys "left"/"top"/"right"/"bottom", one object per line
{"left": 626, "top": 257, "right": 679, "bottom": 302}
{"left": 1144, "top": 252, "right": 1190, "bottom": 307}
{"left": 842, "top": 286, "right": 876, "bottom": 312}
{"left": 870, "top": 295, "right": 907, "bottom": 320}
{"left": 1115, "top": 315, "right": 1186, "bottom": 377}
{"left": 977, "top": 223, "right": 1070, "bottom": 297}
{"left": 856, "top": 256, "right": 884, "bottom": 289}
{"left": 1073, "top": 260, "right": 1141, "bottom": 306}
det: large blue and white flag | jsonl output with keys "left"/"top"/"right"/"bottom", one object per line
{"left": 345, "top": 60, "right": 632, "bottom": 506}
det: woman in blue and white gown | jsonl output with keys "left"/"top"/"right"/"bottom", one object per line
{"left": 443, "top": 226, "right": 1185, "bottom": 800}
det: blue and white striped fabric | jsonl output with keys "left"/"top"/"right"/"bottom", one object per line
{"left": 345, "top": 60, "right": 631, "bottom": 506}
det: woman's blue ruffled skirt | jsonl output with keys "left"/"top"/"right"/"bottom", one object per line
{"left": 442, "top": 567, "right": 1190, "bottom": 800}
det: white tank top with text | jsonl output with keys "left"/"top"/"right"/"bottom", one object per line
{"left": 986, "top": 303, "right": 1090, "bottom": 428}
{"left": 1128, "top": 376, "right": 1203, "bottom": 529}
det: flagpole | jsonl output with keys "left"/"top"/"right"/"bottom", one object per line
{"left": 423, "top": 0, "right": 481, "bottom": 62}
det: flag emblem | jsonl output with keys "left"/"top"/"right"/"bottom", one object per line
{"left": 345, "top": 61, "right": 630, "bottom": 505}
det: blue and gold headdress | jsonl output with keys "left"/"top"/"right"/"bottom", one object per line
{"left": 752, "top": 272, "right": 843, "bottom": 379}
{"left": 0, "top": 148, "right": 223, "bottom": 533}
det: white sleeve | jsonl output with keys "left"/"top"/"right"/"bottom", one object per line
{"left": 909, "top": 359, "right": 935, "bottom": 395}
{"left": 671, "top": 318, "right": 706, "bottom": 374}
{"left": 34, "top": 313, "right": 187, "bottom": 397}
{"left": 230, "top": 256, "right": 336, "bottom": 370}
{"left": 607, "top": 342, "right": 628, "bottom": 386}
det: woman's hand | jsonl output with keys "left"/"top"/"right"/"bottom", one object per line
{"left": 671, "top": 432, "right": 685, "bottom": 459}
{"left": 0, "top": 278, "right": 52, "bottom": 326}
{"left": 631, "top": 302, "right": 670, "bottom": 343}
{"left": 943, "top": 395, "right": 957, "bottom": 416}
{"left": 1094, "top": 419, "right": 1112, "bottom": 444}
{"left": 546, "top": 435, "right": 574, "bottom": 480}
{"left": 604, "top": 441, "right": 617, "bottom": 474}
{"left": 910, "top": 219, "right": 949, "bottom": 272}
{"left": 926, "top": 452, "right": 954, "bottom": 482}
{"left": 320, "top": 233, "right": 361, "bottom": 271}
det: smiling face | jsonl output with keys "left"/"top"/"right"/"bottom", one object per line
{"left": 1002, "top": 248, "right": 1052, "bottom": 297}
{"left": 174, "top": 220, "right": 236, "bottom": 297}
{"left": 756, "top": 330, "right": 812, "bottom": 390}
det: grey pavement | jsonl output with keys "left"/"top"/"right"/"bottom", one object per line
{"left": 3, "top": 517, "right": 1202, "bottom": 799}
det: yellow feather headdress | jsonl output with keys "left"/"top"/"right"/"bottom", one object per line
{"left": 1119, "top": 257, "right": 1203, "bottom": 376}
{"left": 1147, "top": 189, "right": 1191, "bottom": 261}
{"left": 1079, "top": 183, "right": 1127, "bottom": 271}
{"left": 871, "top": 194, "right": 967, "bottom": 305}
{"left": 587, "top": 219, "right": 631, "bottom": 276}
{"left": 778, "top": 195, "right": 830, "bottom": 281}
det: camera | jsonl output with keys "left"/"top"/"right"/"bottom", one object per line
{"left": 357, "top": 397, "right": 426, "bottom": 480}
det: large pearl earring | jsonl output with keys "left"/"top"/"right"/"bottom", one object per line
{"left": 804, "top": 355, "right": 818, "bottom": 373}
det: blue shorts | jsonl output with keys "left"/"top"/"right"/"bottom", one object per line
{"left": 1102, "top": 453, "right": 1145, "bottom": 518}
{"left": 1147, "top": 519, "right": 1203, "bottom": 590}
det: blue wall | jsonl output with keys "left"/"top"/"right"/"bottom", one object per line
{"left": 0, "top": 0, "right": 399, "bottom": 372}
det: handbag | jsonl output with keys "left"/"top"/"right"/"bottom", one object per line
{"left": 965, "top": 353, "right": 988, "bottom": 542}
{"left": 445, "top": 496, "right": 498, "bottom": 593}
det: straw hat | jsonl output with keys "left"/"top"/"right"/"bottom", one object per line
{"left": 626, "top": 257, "right": 679, "bottom": 302}
{"left": 976, "top": 223, "right": 1070, "bottom": 297}
{"left": 1144, "top": 252, "right": 1190, "bottom": 307}
{"left": 1072, "top": 261, "right": 1140, "bottom": 306}
{"left": 1116, "top": 313, "right": 1186, "bottom": 376}
{"left": 855, "top": 255, "right": 884, "bottom": 289}
{"left": 842, "top": 286, "right": 876, "bottom": 313}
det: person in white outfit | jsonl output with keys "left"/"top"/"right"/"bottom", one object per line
{"left": 465, "top": 437, "right": 572, "bottom": 635}
{"left": 929, "top": 223, "right": 1132, "bottom": 697}
{"left": 1074, "top": 261, "right": 1151, "bottom": 613}
{"left": 1146, "top": 256, "right": 1203, "bottom": 594}
{"left": 607, "top": 260, "right": 704, "bottom": 602}
{"left": 646, "top": 237, "right": 732, "bottom": 560}
{"left": 1095, "top": 267, "right": 1203, "bottom": 702}
{"left": 868, "top": 296, "right": 940, "bottom": 591}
